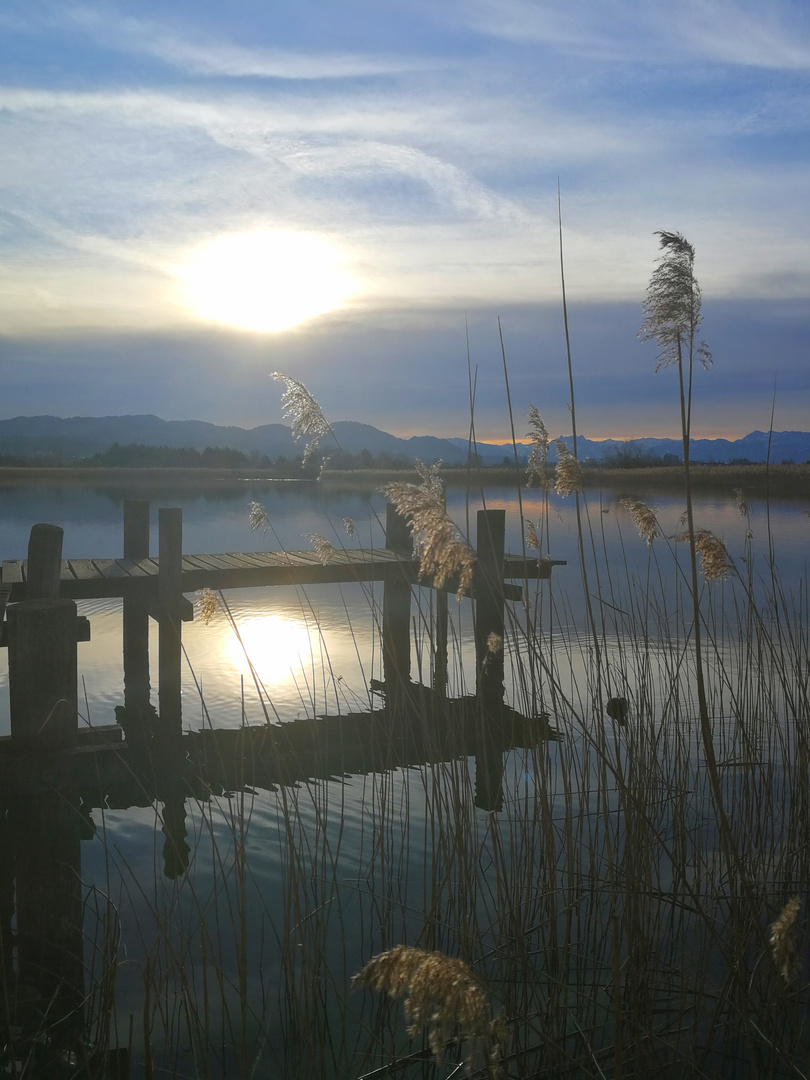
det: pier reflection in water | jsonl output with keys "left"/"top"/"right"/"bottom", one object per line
{"left": 0, "top": 502, "right": 555, "bottom": 1078}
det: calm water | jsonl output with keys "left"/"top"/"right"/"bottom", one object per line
{"left": 1, "top": 476, "right": 806, "bottom": 735}
{"left": 1, "top": 476, "right": 808, "bottom": 1078}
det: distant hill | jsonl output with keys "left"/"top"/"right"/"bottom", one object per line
{"left": 0, "top": 414, "right": 808, "bottom": 467}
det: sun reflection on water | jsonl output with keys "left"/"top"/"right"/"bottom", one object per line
{"left": 220, "top": 611, "right": 316, "bottom": 689}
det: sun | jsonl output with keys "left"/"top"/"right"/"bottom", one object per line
{"left": 178, "top": 230, "right": 354, "bottom": 332}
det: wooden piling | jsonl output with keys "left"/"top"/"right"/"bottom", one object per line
{"left": 474, "top": 509, "right": 506, "bottom": 811}
{"left": 433, "top": 587, "right": 448, "bottom": 697}
{"left": 26, "top": 523, "right": 64, "bottom": 600}
{"left": 474, "top": 509, "right": 506, "bottom": 695}
{"left": 383, "top": 503, "right": 412, "bottom": 703}
{"left": 8, "top": 525, "right": 79, "bottom": 747}
{"left": 158, "top": 508, "right": 183, "bottom": 734}
{"left": 123, "top": 500, "right": 151, "bottom": 714}
{"left": 12, "top": 794, "right": 85, "bottom": 1059}
{"left": 7, "top": 599, "right": 79, "bottom": 747}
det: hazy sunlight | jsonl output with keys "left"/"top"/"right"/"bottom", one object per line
{"left": 178, "top": 230, "right": 354, "bottom": 332}
{"left": 221, "top": 611, "right": 315, "bottom": 688}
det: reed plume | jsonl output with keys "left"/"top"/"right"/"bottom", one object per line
{"left": 196, "top": 587, "right": 219, "bottom": 625}
{"left": 352, "top": 945, "right": 499, "bottom": 1071}
{"left": 308, "top": 533, "right": 335, "bottom": 564}
{"left": 676, "top": 527, "right": 733, "bottom": 581}
{"left": 526, "top": 405, "right": 550, "bottom": 489}
{"left": 271, "top": 371, "right": 333, "bottom": 465}
{"left": 622, "top": 498, "right": 660, "bottom": 546}
{"left": 383, "top": 462, "right": 474, "bottom": 594}
{"left": 770, "top": 897, "right": 801, "bottom": 982}
{"left": 249, "top": 501, "right": 269, "bottom": 532}
{"left": 553, "top": 439, "right": 583, "bottom": 497}
{"left": 638, "top": 231, "right": 712, "bottom": 373}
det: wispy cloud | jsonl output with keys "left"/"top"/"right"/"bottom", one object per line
{"left": 67, "top": 6, "right": 425, "bottom": 80}
{"left": 461, "top": 0, "right": 810, "bottom": 70}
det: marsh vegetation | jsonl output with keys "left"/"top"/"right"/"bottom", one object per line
{"left": 2, "top": 233, "right": 810, "bottom": 1079}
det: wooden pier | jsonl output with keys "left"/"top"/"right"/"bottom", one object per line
{"left": 0, "top": 499, "right": 564, "bottom": 1075}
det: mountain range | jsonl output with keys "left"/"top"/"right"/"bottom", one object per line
{"left": 0, "top": 414, "right": 809, "bottom": 466}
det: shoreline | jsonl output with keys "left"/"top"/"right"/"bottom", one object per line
{"left": 0, "top": 461, "right": 807, "bottom": 496}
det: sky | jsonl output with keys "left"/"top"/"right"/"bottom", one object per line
{"left": 0, "top": 0, "right": 808, "bottom": 441}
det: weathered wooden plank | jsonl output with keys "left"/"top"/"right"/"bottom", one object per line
{"left": 92, "top": 558, "right": 132, "bottom": 579}
{"left": 2, "top": 560, "right": 24, "bottom": 584}
{"left": 118, "top": 558, "right": 152, "bottom": 578}
{"left": 183, "top": 552, "right": 235, "bottom": 571}
{"left": 21, "top": 558, "right": 74, "bottom": 584}
{"left": 2, "top": 549, "right": 560, "bottom": 604}
{"left": 131, "top": 557, "right": 159, "bottom": 576}
{"left": 224, "top": 551, "right": 291, "bottom": 568}
{"left": 0, "top": 583, "right": 12, "bottom": 621}
{"left": 503, "top": 554, "right": 566, "bottom": 579}
{"left": 68, "top": 559, "right": 103, "bottom": 581}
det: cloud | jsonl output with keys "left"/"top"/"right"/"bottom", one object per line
{"left": 68, "top": 7, "right": 425, "bottom": 80}
{"left": 460, "top": 0, "right": 810, "bottom": 70}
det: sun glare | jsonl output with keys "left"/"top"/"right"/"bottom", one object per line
{"left": 178, "top": 230, "right": 354, "bottom": 332}
{"left": 221, "top": 612, "right": 315, "bottom": 687}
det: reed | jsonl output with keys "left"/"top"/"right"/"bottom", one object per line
{"left": 5, "top": 236, "right": 809, "bottom": 1080}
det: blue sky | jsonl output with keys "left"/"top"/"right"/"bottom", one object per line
{"left": 0, "top": 0, "right": 808, "bottom": 440}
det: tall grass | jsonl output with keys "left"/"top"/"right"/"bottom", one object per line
{"left": 3, "top": 238, "right": 810, "bottom": 1080}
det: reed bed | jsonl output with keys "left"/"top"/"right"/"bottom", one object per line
{"left": 63, "top": 464, "right": 806, "bottom": 1080}
{"left": 4, "top": 230, "right": 810, "bottom": 1079}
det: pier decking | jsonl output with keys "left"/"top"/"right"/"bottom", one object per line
{"left": 1, "top": 547, "right": 559, "bottom": 601}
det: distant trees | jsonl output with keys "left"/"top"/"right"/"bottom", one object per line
{"left": 82, "top": 443, "right": 258, "bottom": 468}
{"left": 602, "top": 445, "right": 682, "bottom": 469}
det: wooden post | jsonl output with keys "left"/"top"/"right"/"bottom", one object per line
{"left": 474, "top": 509, "right": 505, "bottom": 811}
{"left": 123, "top": 500, "right": 151, "bottom": 714}
{"left": 7, "top": 598, "right": 78, "bottom": 747}
{"left": 26, "top": 523, "right": 64, "bottom": 600}
{"left": 12, "top": 794, "right": 85, "bottom": 1062}
{"left": 383, "top": 503, "right": 412, "bottom": 705}
{"left": 433, "top": 587, "right": 448, "bottom": 697}
{"left": 158, "top": 508, "right": 183, "bottom": 735}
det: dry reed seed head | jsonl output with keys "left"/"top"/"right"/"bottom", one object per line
{"left": 353, "top": 946, "right": 492, "bottom": 1067}
{"left": 675, "top": 528, "right": 733, "bottom": 580}
{"left": 249, "top": 500, "right": 269, "bottom": 532}
{"left": 639, "top": 230, "right": 712, "bottom": 373}
{"left": 343, "top": 517, "right": 356, "bottom": 538}
{"left": 621, "top": 498, "right": 660, "bottom": 546}
{"left": 383, "top": 480, "right": 475, "bottom": 595}
{"left": 692, "top": 528, "right": 734, "bottom": 581}
{"left": 770, "top": 896, "right": 801, "bottom": 982}
{"left": 553, "top": 439, "right": 583, "bottom": 497}
{"left": 525, "top": 520, "right": 540, "bottom": 550}
{"left": 415, "top": 458, "right": 445, "bottom": 500}
{"left": 526, "top": 405, "right": 550, "bottom": 488}
{"left": 307, "top": 533, "right": 335, "bottom": 564}
{"left": 271, "top": 371, "right": 332, "bottom": 466}
{"left": 196, "top": 588, "right": 219, "bottom": 625}
{"left": 734, "top": 487, "right": 749, "bottom": 517}
{"left": 486, "top": 633, "right": 502, "bottom": 655}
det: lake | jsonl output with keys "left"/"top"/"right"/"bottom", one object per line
{"left": 1, "top": 474, "right": 809, "bottom": 1079}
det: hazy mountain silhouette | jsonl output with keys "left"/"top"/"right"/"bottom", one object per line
{"left": 0, "top": 415, "right": 808, "bottom": 465}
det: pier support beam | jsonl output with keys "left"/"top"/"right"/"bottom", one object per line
{"left": 383, "top": 503, "right": 412, "bottom": 708}
{"left": 158, "top": 508, "right": 183, "bottom": 735}
{"left": 474, "top": 509, "right": 506, "bottom": 811}
{"left": 7, "top": 525, "right": 79, "bottom": 748}
{"left": 123, "top": 500, "right": 151, "bottom": 716}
